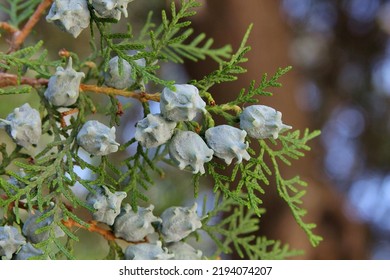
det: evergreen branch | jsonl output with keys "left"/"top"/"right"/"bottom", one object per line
{"left": 119, "top": 143, "right": 154, "bottom": 209}
{"left": 205, "top": 129, "right": 322, "bottom": 247}
{"left": 207, "top": 149, "right": 270, "bottom": 216}
{"left": 193, "top": 24, "right": 252, "bottom": 96}
{"left": 161, "top": 29, "right": 232, "bottom": 64}
{"left": 50, "top": 237, "right": 73, "bottom": 260}
{"left": 202, "top": 192, "right": 301, "bottom": 259}
{"left": 105, "top": 240, "right": 125, "bottom": 260}
{"left": 90, "top": 9, "right": 173, "bottom": 88}
{"left": 206, "top": 66, "right": 292, "bottom": 123}
{"left": 7, "top": 0, "right": 53, "bottom": 52}
{"left": 150, "top": 0, "right": 201, "bottom": 59}
{"left": 249, "top": 237, "right": 304, "bottom": 260}
{"left": 228, "top": 66, "right": 292, "bottom": 106}
{"left": 118, "top": 142, "right": 166, "bottom": 209}
{"left": 0, "top": 0, "right": 42, "bottom": 29}
{"left": 0, "top": 0, "right": 323, "bottom": 260}
{"left": 207, "top": 162, "right": 247, "bottom": 206}
{"left": 90, "top": 0, "right": 230, "bottom": 87}
{"left": 260, "top": 129, "right": 323, "bottom": 247}
{"left": 0, "top": 85, "right": 32, "bottom": 95}
{"left": 138, "top": 11, "right": 155, "bottom": 42}
{"left": 30, "top": 202, "right": 71, "bottom": 259}
{"left": 0, "top": 41, "right": 58, "bottom": 77}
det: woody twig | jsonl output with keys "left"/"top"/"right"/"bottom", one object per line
{"left": 7, "top": 0, "right": 54, "bottom": 53}
{"left": 0, "top": 72, "right": 161, "bottom": 103}
{"left": 0, "top": 22, "right": 18, "bottom": 34}
{"left": 62, "top": 219, "right": 148, "bottom": 244}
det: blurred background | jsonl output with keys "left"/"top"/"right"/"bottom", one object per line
{"left": 2, "top": 0, "right": 390, "bottom": 259}
{"left": 187, "top": 0, "right": 390, "bottom": 259}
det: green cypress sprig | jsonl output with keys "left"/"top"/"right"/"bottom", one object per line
{"left": 193, "top": 24, "right": 252, "bottom": 95}
{"left": 229, "top": 66, "right": 292, "bottom": 106}
{"left": 0, "top": 41, "right": 59, "bottom": 78}
{"left": 260, "top": 129, "right": 323, "bottom": 247}
{"left": 0, "top": 85, "right": 32, "bottom": 95}
{"left": 0, "top": 0, "right": 41, "bottom": 28}
{"left": 0, "top": 0, "right": 323, "bottom": 259}
{"left": 203, "top": 129, "right": 322, "bottom": 246}
{"left": 201, "top": 192, "right": 302, "bottom": 259}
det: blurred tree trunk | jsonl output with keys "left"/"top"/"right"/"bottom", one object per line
{"left": 185, "top": 0, "right": 370, "bottom": 259}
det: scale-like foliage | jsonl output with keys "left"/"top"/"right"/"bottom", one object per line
{"left": 205, "top": 129, "right": 322, "bottom": 246}
{"left": 260, "top": 130, "right": 323, "bottom": 246}
{"left": 0, "top": 0, "right": 322, "bottom": 260}
{"left": 0, "top": 0, "right": 41, "bottom": 28}
{"left": 202, "top": 192, "right": 303, "bottom": 259}
{"left": 118, "top": 141, "right": 167, "bottom": 209}
{"left": 194, "top": 24, "right": 252, "bottom": 94}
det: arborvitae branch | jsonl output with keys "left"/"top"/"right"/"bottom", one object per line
{"left": 0, "top": 0, "right": 322, "bottom": 259}
{"left": 4, "top": 0, "right": 53, "bottom": 53}
{"left": 260, "top": 130, "right": 323, "bottom": 247}
{"left": 202, "top": 192, "right": 303, "bottom": 259}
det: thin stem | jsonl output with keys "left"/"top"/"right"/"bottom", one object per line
{"left": 62, "top": 219, "right": 116, "bottom": 241}
{"left": 0, "top": 72, "right": 161, "bottom": 102}
{"left": 0, "top": 22, "right": 18, "bottom": 34}
{"left": 8, "top": 0, "right": 54, "bottom": 53}
{"left": 0, "top": 193, "right": 147, "bottom": 244}
{"left": 80, "top": 84, "right": 161, "bottom": 102}
{"left": 62, "top": 219, "right": 148, "bottom": 244}
{"left": 0, "top": 73, "right": 49, "bottom": 88}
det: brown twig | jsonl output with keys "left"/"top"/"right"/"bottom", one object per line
{"left": 60, "top": 108, "right": 79, "bottom": 128}
{"left": 62, "top": 219, "right": 149, "bottom": 244}
{"left": 0, "top": 195, "right": 147, "bottom": 243}
{"left": 8, "top": 0, "right": 54, "bottom": 53}
{"left": 0, "top": 22, "right": 18, "bottom": 34}
{"left": 116, "top": 101, "right": 124, "bottom": 116}
{"left": 62, "top": 219, "right": 117, "bottom": 241}
{"left": 0, "top": 72, "right": 161, "bottom": 102}
{"left": 80, "top": 84, "right": 161, "bottom": 103}
{"left": 0, "top": 73, "right": 49, "bottom": 88}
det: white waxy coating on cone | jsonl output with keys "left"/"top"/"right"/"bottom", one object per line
{"left": 240, "top": 105, "right": 292, "bottom": 139}
{"left": 0, "top": 226, "right": 26, "bottom": 259}
{"left": 86, "top": 185, "right": 127, "bottom": 226}
{"left": 77, "top": 120, "right": 120, "bottom": 156}
{"left": 169, "top": 131, "right": 213, "bottom": 174}
{"left": 104, "top": 55, "right": 145, "bottom": 89}
{"left": 205, "top": 125, "right": 250, "bottom": 165}
{"left": 91, "top": 0, "right": 134, "bottom": 20}
{"left": 46, "top": 0, "right": 90, "bottom": 38}
{"left": 22, "top": 211, "right": 65, "bottom": 244}
{"left": 135, "top": 114, "right": 177, "bottom": 148}
{"left": 124, "top": 241, "right": 173, "bottom": 260}
{"left": 160, "top": 84, "right": 206, "bottom": 122}
{"left": 44, "top": 57, "right": 84, "bottom": 107}
{"left": 160, "top": 203, "right": 202, "bottom": 243}
{"left": 1, "top": 103, "right": 41, "bottom": 148}
{"left": 14, "top": 243, "right": 44, "bottom": 260}
{"left": 114, "top": 204, "right": 161, "bottom": 242}
{"left": 167, "top": 241, "right": 203, "bottom": 260}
